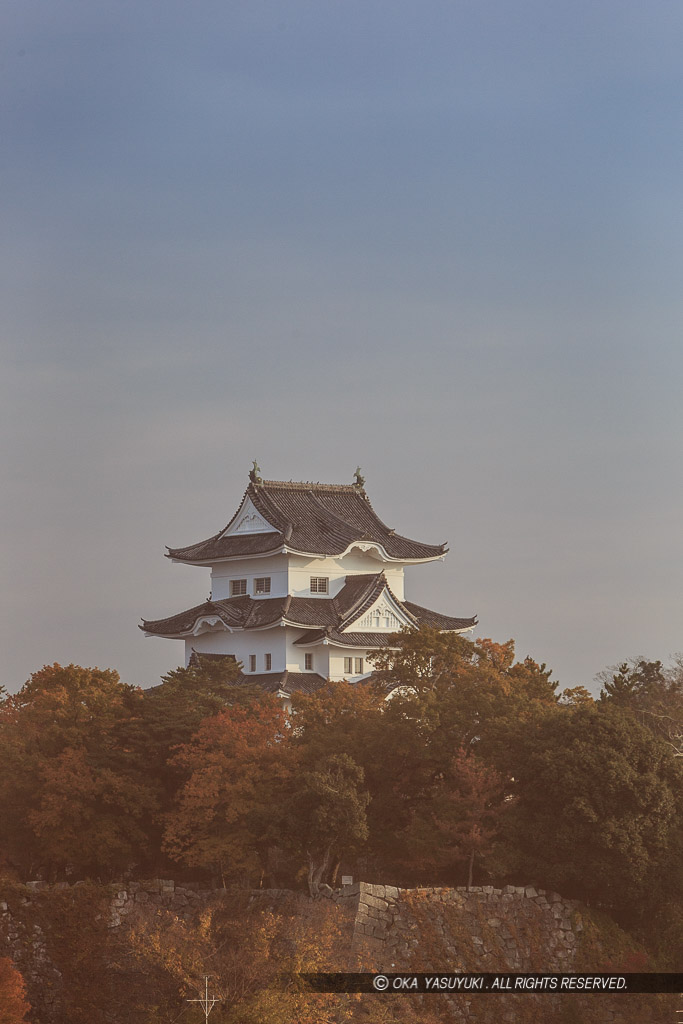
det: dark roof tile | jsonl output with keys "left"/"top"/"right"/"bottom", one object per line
{"left": 293, "top": 629, "right": 399, "bottom": 649}
{"left": 142, "top": 575, "right": 475, "bottom": 639}
{"left": 237, "top": 670, "right": 328, "bottom": 696}
{"left": 402, "top": 601, "right": 477, "bottom": 632}
{"left": 167, "top": 479, "right": 446, "bottom": 563}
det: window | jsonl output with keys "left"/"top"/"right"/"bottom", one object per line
{"left": 254, "top": 577, "right": 271, "bottom": 595}
{"left": 230, "top": 578, "right": 247, "bottom": 596}
{"left": 304, "top": 653, "right": 313, "bottom": 671}
{"left": 344, "top": 657, "right": 353, "bottom": 675}
{"left": 310, "top": 577, "right": 329, "bottom": 594}
{"left": 354, "top": 657, "right": 364, "bottom": 674}
{"left": 249, "top": 654, "right": 256, "bottom": 672}
{"left": 264, "top": 653, "right": 272, "bottom": 671}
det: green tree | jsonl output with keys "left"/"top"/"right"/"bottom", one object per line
{"left": 499, "top": 702, "right": 683, "bottom": 925}
{"left": 598, "top": 656, "right": 683, "bottom": 757}
{"left": 137, "top": 655, "right": 250, "bottom": 792}
{"left": 284, "top": 753, "right": 369, "bottom": 895}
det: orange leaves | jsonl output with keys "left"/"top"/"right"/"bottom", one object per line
{"left": 403, "top": 747, "right": 507, "bottom": 884}
{"left": 0, "top": 663, "right": 155, "bottom": 876}
{"left": 162, "top": 698, "right": 291, "bottom": 879}
{"left": 0, "top": 958, "right": 30, "bottom": 1024}
{"left": 27, "top": 746, "right": 155, "bottom": 870}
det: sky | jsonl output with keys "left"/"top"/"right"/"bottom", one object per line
{"left": 2, "top": 0, "right": 682, "bottom": 695}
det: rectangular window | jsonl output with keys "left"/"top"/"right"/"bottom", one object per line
{"left": 230, "top": 578, "right": 247, "bottom": 596}
{"left": 344, "top": 657, "right": 353, "bottom": 675}
{"left": 249, "top": 654, "right": 256, "bottom": 672}
{"left": 310, "top": 577, "right": 329, "bottom": 594}
{"left": 264, "top": 653, "right": 272, "bottom": 671}
{"left": 354, "top": 657, "right": 364, "bottom": 674}
{"left": 304, "top": 653, "right": 313, "bottom": 671}
{"left": 254, "top": 577, "right": 271, "bottom": 595}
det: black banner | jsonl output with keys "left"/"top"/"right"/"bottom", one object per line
{"left": 301, "top": 972, "right": 683, "bottom": 994}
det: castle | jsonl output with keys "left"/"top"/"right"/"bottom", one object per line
{"left": 141, "top": 465, "right": 475, "bottom": 700}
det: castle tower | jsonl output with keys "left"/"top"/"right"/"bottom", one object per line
{"left": 141, "top": 467, "right": 476, "bottom": 700}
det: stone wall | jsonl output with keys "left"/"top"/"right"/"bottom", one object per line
{"left": 0, "top": 878, "right": 661, "bottom": 1024}
{"left": 349, "top": 881, "right": 581, "bottom": 970}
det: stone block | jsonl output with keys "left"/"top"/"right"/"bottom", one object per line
{"left": 363, "top": 894, "right": 388, "bottom": 911}
{"left": 361, "top": 883, "right": 380, "bottom": 897}
{"left": 25, "top": 881, "right": 47, "bottom": 891}
{"left": 524, "top": 887, "right": 537, "bottom": 898}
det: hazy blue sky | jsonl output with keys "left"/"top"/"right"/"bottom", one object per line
{"left": 3, "top": 0, "right": 682, "bottom": 694}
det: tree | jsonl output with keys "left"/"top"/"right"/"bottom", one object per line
{"left": 403, "top": 748, "right": 507, "bottom": 887}
{"left": 26, "top": 746, "right": 155, "bottom": 875}
{"left": 598, "top": 656, "right": 683, "bottom": 757}
{"left": 163, "top": 697, "right": 289, "bottom": 885}
{"left": 0, "top": 664, "right": 156, "bottom": 878}
{"left": 284, "top": 753, "right": 369, "bottom": 896}
{"left": 0, "top": 958, "right": 30, "bottom": 1024}
{"left": 136, "top": 654, "right": 251, "bottom": 796}
{"left": 498, "top": 702, "right": 683, "bottom": 924}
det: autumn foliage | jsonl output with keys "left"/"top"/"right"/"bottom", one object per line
{"left": 0, "top": 636, "right": 681, "bottom": 960}
{"left": 0, "top": 958, "right": 30, "bottom": 1024}
{"left": 162, "top": 698, "right": 289, "bottom": 884}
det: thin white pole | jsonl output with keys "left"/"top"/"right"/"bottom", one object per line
{"left": 186, "top": 975, "right": 222, "bottom": 1022}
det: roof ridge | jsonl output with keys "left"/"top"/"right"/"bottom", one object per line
{"left": 386, "top": 583, "right": 420, "bottom": 626}
{"left": 259, "top": 479, "right": 363, "bottom": 492}
{"left": 248, "top": 485, "right": 291, "bottom": 532}
{"left": 338, "top": 572, "right": 387, "bottom": 627}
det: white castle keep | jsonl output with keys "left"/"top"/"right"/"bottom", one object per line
{"left": 142, "top": 465, "right": 475, "bottom": 700}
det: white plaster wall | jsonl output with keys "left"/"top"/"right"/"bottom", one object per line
{"left": 287, "top": 552, "right": 406, "bottom": 601}
{"left": 184, "top": 625, "right": 286, "bottom": 673}
{"left": 210, "top": 554, "right": 288, "bottom": 600}
{"left": 328, "top": 646, "right": 377, "bottom": 682}
{"left": 284, "top": 627, "right": 329, "bottom": 677}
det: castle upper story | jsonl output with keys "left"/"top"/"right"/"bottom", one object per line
{"left": 141, "top": 467, "right": 476, "bottom": 699}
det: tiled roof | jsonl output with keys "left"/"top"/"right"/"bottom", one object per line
{"left": 141, "top": 573, "right": 476, "bottom": 638}
{"left": 168, "top": 531, "right": 284, "bottom": 563}
{"left": 293, "top": 629, "right": 399, "bottom": 649}
{"left": 167, "top": 479, "right": 447, "bottom": 563}
{"left": 402, "top": 601, "right": 477, "bottom": 632}
{"left": 239, "top": 670, "right": 328, "bottom": 696}
{"left": 184, "top": 654, "right": 327, "bottom": 696}
{"left": 141, "top": 574, "right": 389, "bottom": 636}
